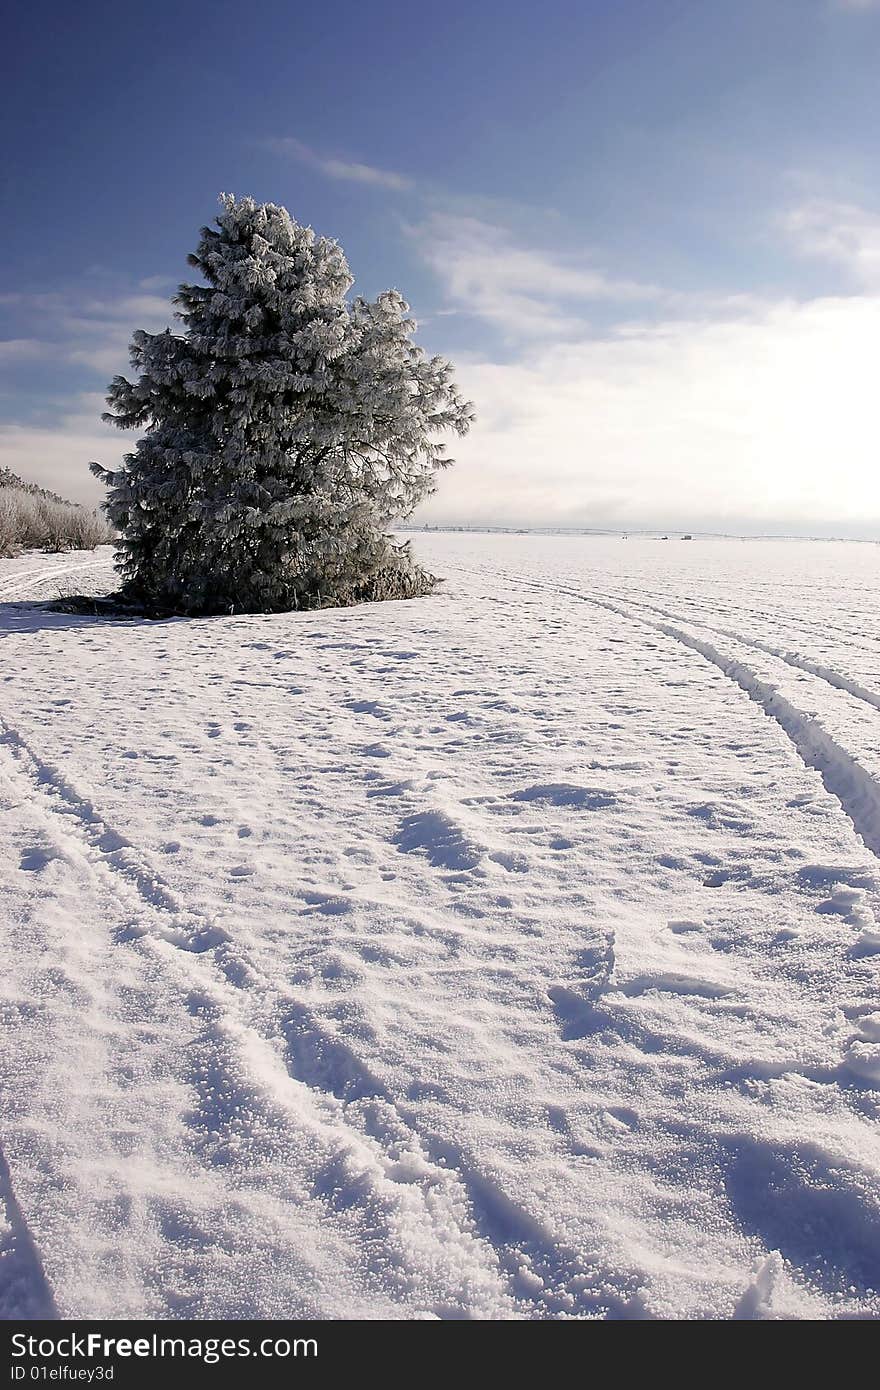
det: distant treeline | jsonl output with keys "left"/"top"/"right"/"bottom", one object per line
{"left": 0, "top": 467, "right": 113, "bottom": 557}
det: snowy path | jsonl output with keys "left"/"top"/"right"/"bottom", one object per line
{"left": 2, "top": 536, "right": 880, "bottom": 1319}
{"left": 0, "top": 551, "right": 115, "bottom": 603}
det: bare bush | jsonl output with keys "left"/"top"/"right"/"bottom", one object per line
{"left": 37, "top": 497, "right": 75, "bottom": 552}
{"left": 0, "top": 493, "right": 19, "bottom": 554}
{"left": 69, "top": 506, "right": 114, "bottom": 550}
{"left": 0, "top": 485, "right": 114, "bottom": 557}
{"left": 9, "top": 491, "right": 44, "bottom": 549}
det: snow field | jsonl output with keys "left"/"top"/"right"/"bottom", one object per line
{"left": 1, "top": 535, "right": 880, "bottom": 1319}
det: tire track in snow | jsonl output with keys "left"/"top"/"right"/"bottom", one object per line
{"left": 0, "top": 720, "right": 226, "bottom": 952}
{"left": 645, "top": 622, "right": 880, "bottom": 860}
{"left": 718, "top": 597, "right": 880, "bottom": 655}
{"left": 0, "top": 1144, "right": 59, "bottom": 1319}
{"left": 0, "top": 711, "right": 528, "bottom": 1317}
{"left": 280, "top": 1006, "right": 644, "bottom": 1316}
{"left": 2, "top": 756, "right": 414, "bottom": 1320}
{"left": 614, "top": 583, "right": 880, "bottom": 656}
{"left": 0, "top": 706, "right": 648, "bottom": 1317}
{"left": 595, "top": 585, "right": 880, "bottom": 717}
{"left": 473, "top": 564, "right": 880, "bottom": 1090}
{"left": 0, "top": 558, "right": 112, "bottom": 602}
{"left": 485, "top": 566, "right": 880, "bottom": 869}
{"left": 283, "top": 985, "right": 645, "bottom": 1315}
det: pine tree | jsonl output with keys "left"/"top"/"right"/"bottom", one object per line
{"left": 90, "top": 194, "right": 473, "bottom": 614}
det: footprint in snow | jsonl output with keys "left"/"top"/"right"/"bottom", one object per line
{"left": 703, "top": 865, "right": 752, "bottom": 888}
{"left": 844, "top": 1013, "right": 880, "bottom": 1082}
{"left": 604, "top": 1106, "right": 640, "bottom": 1132}
{"left": 816, "top": 885, "right": 872, "bottom": 926}
{"left": 619, "top": 972, "right": 731, "bottom": 1000}
{"left": 362, "top": 742, "right": 392, "bottom": 758}
{"left": 687, "top": 801, "right": 755, "bottom": 832}
{"left": 798, "top": 863, "right": 874, "bottom": 891}
{"left": 19, "top": 847, "right": 59, "bottom": 872}
{"left": 548, "top": 986, "right": 610, "bottom": 1040}
{"left": 97, "top": 828, "right": 129, "bottom": 853}
{"left": 300, "top": 891, "right": 354, "bottom": 916}
{"left": 344, "top": 699, "right": 389, "bottom": 719}
{"left": 548, "top": 939, "right": 616, "bottom": 1041}
{"left": 722, "top": 1137, "right": 880, "bottom": 1298}
{"left": 657, "top": 853, "right": 689, "bottom": 870}
{"left": 488, "top": 849, "right": 529, "bottom": 873}
{"left": 394, "top": 810, "right": 483, "bottom": 871}
{"left": 511, "top": 783, "right": 617, "bottom": 810}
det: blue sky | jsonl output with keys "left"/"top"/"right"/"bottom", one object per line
{"left": 4, "top": 0, "right": 880, "bottom": 532}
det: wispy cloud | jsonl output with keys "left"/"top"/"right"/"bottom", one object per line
{"left": 9, "top": 196, "right": 880, "bottom": 531}
{"left": 417, "top": 291, "right": 880, "bottom": 534}
{"left": 410, "top": 214, "right": 666, "bottom": 340}
{"left": 0, "top": 338, "right": 50, "bottom": 363}
{"left": 833, "top": 0, "right": 880, "bottom": 11}
{"left": 0, "top": 279, "right": 175, "bottom": 499}
{"left": 263, "top": 136, "right": 412, "bottom": 191}
{"left": 1, "top": 284, "right": 174, "bottom": 376}
{"left": 783, "top": 197, "right": 880, "bottom": 285}
{"left": 0, "top": 393, "right": 123, "bottom": 503}
{"left": 408, "top": 200, "right": 880, "bottom": 533}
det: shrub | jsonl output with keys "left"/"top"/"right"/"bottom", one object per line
{"left": 0, "top": 484, "right": 113, "bottom": 558}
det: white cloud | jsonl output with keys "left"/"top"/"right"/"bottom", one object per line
{"left": 1, "top": 286, "right": 175, "bottom": 376}
{"left": 400, "top": 200, "right": 880, "bottom": 534}
{"left": 0, "top": 283, "right": 174, "bottom": 501}
{"left": 0, "top": 338, "right": 50, "bottom": 363}
{"left": 263, "top": 137, "right": 412, "bottom": 191}
{"left": 416, "top": 292, "right": 880, "bottom": 534}
{"left": 9, "top": 206, "right": 880, "bottom": 534}
{"left": 13, "top": 288, "right": 880, "bottom": 530}
{"left": 784, "top": 198, "right": 880, "bottom": 285}
{"left": 0, "top": 394, "right": 124, "bottom": 504}
{"left": 834, "top": 1, "right": 880, "bottom": 11}
{"left": 411, "top": 214, "right": 665, "bottom": 339}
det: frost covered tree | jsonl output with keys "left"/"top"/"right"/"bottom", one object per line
{"left": 91, "top": 194, "right": 473, "bottom": 613}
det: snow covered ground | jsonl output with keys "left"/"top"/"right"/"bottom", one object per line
{"left": 2, "top": 533, "right": 880, "bottom": 1321}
